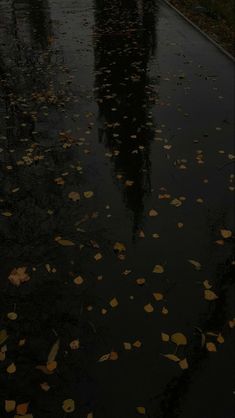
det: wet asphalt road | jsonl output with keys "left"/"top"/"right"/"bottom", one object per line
{"left": 0, "top": 1, "right": 234, "bottom": 417}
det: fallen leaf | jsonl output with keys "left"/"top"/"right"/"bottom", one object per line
{"left": 8, "top": 267, "right": 30, "bottom": 287}
{"left": 55, "top": 237, "right": 75, "bottom": 246}
{"left": 177, "top": 222, "right": 184, "bottom": 228}
{"left": 179, "top": 358, "right": 189, "bottom": 370}
{"left": 123, "top": 342, "right": 132, "bottom": 350}
{"left": 5, "top": 400, "right": 16, "bottom": 413}
{"left": 68, "top": 191, "right": 80, "bottom": 202}
{"left": 144, "top": 303, "right": 154, "bottom": 313}
{"left": 74, "top": 276, "right": 84, "bottom": 285}
{"left": 46, "top": 361, "right": 57, "bottom": 372}
{"left": 220, "top": 229, "right": 232, "bottom": 239}
{"left": 113, "top": 242, "right": 126, "bottom": 253}
{"left": 2, "top": 211, "right": 13, "bottom": 217}
{"left": 94, "top": 253, "right": 102, "bottom": 261}
{"left": 217, "top": 334, "right": 224, "bottom": 344}
{"left": 203, "top": 280, "right": 212, "bottom": 289}
{"left": 136, "top": 278, "right": 146, "bottom": 285}
{"left": 149, "top": 209, "right": 158, "bottom": 217}
{"left": 161, "top": 333, "right": 170, "bottom": 342}
{"left": 170, "top": 198, "right": 182, "bottom": 207}
{"left": 163, "top": 354, "right": 180, "bottom": 362}
{"left": 47, "top": 339, "right": 60, "bottom": 363}
{"left": 171, "top": 333, "right": 187, "bottom": 346}
{"left": 40, "top": 382, "right": 50, "bottom": 391}
{"left": 7, "top": 363, "right": 16, "bottom": 374}
{"left": 98, "top": 353, "right": 110, "bottom": 362}
{"left": 84, "top": 191, "right": 94, "bottom": 198}
{"left": 228, "top": 318, "right": 235, "bottom": 328}
{"left": 16, "top": 403, "right": 29, "bottom": 415}
{"left": 0, "top": 329, "right": 8, "bottom": 345}
{"left": 7, "top": 312, "right": 18, "bottom": 320}
{"left": 206, "top": 342, "right": 217, "bottom": 352}
{"left": 110, "top": 297, "right": 118, "bottom": 308}
{"left": 153, "top": 265, "right": 164, "bottom": 274}
{"left": 204, "top": 289, "right": 218, "bottom": 301}
{"left": 153, "top": 292, "right": 164, "bottom": 301}
{"left": 62, "top": 399, "right": 75, "bottom": 413}
{"left": 133, "top": 340, "right": 142, "bottom": 348}
{"left": 110, "top": 351, "right": 118, "bottom": 360}
{"left": 136, "top": 406, "right": 146, "bottom": 414}
{"left": 188, "top": 259, "right": 201, "bottom": 270}
{"left": 125, "top": 180, "right": 134, "bottom": 186}
{"left": 162, "top": 306, "right": 168, "bottom": 315}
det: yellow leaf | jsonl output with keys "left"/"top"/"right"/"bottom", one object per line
{"left": 171, "top": 333, "right": 187, "bottom": 346}
{"left": 5, "top": 400, "right": 16, "bottom": 413}
{"left": 110, "top": 297, "right": 118, "bottom": 308}
{"left": 47, "top": 339, "right": 60, "bottom": 363}
{"left": 7, "top": 363, "right": 16, "bottom": 374}
{"left": 98, "top": 353, "right": 110, "bottom": 362}
{"left": 46, "top": 361, "right": 57, "bottom": 372}
{"left": 149, "top": 209, "right": 158, "bottom": 217}
{"left": 162, "top": 306, "right": 168, "bottom": 315}
{"left": 153, "top": 292, "right": 164, "bottom": 301}
{"left": 204, "top": 289, "right": 218, "bottom": 301}
{"left": 0, "top": 329, "right": 8, "bottom": 345}
{"left": 170, "top": 198, "right": 182, "bottom": 207}
{"left": 74, "top": 276, "right": 84, "bottom": 285}
{"left": 7, "top": 312, "right": 18, "bottom": 320}
{"left": 62, "top": 399, "right": 75, "bottom": 413}
{"left": 84, "top": 191, "right": 94, "bottom": 198}
{"left": 94, "top": 253, "right": 102, "bottom": 261}
{"left": 136, "top": 278, "right": 146, "bottom": 285}
{"left": 188, "top": 259, "right": 201, "bottom": 270}
{"left": 163, "top": 354, "right": 180, "bottom": 362}
{"left": 153, "top": 265, "right": 164, "bottom": 274}
{"left": 206, "top": 342, "right": 217, "bottom": 352}
{"left": 161, "top": 333, "right": 169, "bottom": 342}
{"left": 179, "top": 358, "right": 189, "bottom": 370}
{"left": 68, "top": 191, "right": 80, "bottom": 202}
{"left": 220, "top": 229, "right": 232, "bottom": 239}
{"left": 144, "top": 303, "right": 154, "bottom": 313}
{"left": 203, "top": 280, "right": 212, "bottom": 289}
{"left": 2, "top": 211, "right": 13, "bottom": 217}
{"left": 136, "top": 406, "right": 146, "bottom": 414}
{"left": 133, "top": 340, "right": 142, "bottom": 348}
{"left": 217, "top": 334, "right": 224, "bottom": 344}
{"left": 113, "top": 242, "right": 126, "bottom": 252}
{"left": 8, "top": 267, "right": 30, "bottom": 287}
{"left": 123, "top": 342, "right": 132, "bottom": 350}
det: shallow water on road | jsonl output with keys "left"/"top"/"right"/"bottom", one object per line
{"left": 0, "top": 1, "right": 234, "bottom": 417}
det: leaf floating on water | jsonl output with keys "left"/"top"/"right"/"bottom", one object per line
{"left": 204, "top": 289, "right": 218, "bottom": 301}
{"left": 68, "top": 191, "right": 80, "bottom": 202}
{"left": 0, "top": 329, "right": 8, "bottom": 345}
{"left": 98, "top": 353, "right": 110, "bottom": 362}
{"left": 62, "top": 399, "right": 75, "bottom": 413}
{"left": 47, "top": 339, "right": 60, "bottom": 363}
{"left": 136, "top": 406, "right": 146, "bottom": 415}
{"left": 149, "top": 209, "right": 158, "bottom": 217}
{"left": 7, "top": 362, "right": 16, "bottom": 374}
{"left": 8, "top": 267, "right": 30, "bottom": 287}
{"left": 113, "top": 242, "right": 126, "bottom": 253}
{"left": 171, "top": 333, "right": 187, "bottom": 346}
{"left": 163, "top": 354, "right": 180, "bottom": 362}
{"left": 161, "top": 333, "right": 170, "bottom": 342}
{"left": 220, "top": 229, "right": 232, "bottom": 239}
{"left": 206, "top": 342, "right": 217, "bottom": 352}
{"left": 83, "top": 191, "right": 94, "bottom": 198}
{"left": 153, "top": 264, "right": 164, "bottom": 274}
{"left": 188, "top": 259, "right": 201, "bottom": 270}
{"left": 144, "top": 303, "right": 154, "bottom": 313}
{"left": 110, "top": 297, "right": 119, "bottom": 308}
{"left": 179, "top": 358, "right": 189, "bottom": 370}
{"left": 5, "top": 400, "right": 16, "bottom": 413}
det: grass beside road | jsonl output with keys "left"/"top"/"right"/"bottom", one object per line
{"left": 168, "top": 0, "right": 235, "bottom": 55}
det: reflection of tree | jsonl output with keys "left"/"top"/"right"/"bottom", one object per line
{"left": 94, "top": 0, "right": 159, "bottom": 233}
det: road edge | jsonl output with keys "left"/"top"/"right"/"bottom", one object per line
{"left": 162, "top": 0, "right": 235, "bottom": 62}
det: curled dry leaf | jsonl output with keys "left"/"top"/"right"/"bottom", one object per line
{"left": 8, "top": 267, "right": 30, "bottom": 287}
{"left": 220, "top": 229, "right": 232, "bottom": 239}
{"left": 171, "top": 333, "right": 187, "bottom": 346}
{"left": 62, "top": 399, "right": 75, "bottom": 413}
{"left": 153, "top": 264, "right": 164, "bottom": 274}
{"left": 204, "top": 289, "right": 218, "bottom": 301}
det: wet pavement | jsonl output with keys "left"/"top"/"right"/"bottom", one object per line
{"left": 0, "top": 0, "right": 234, "bottom": 417}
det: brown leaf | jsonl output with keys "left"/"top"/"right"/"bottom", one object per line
{"left": 47, "top": 339, "right": 60, "bottom": 363}
{"left": 110, "top": 351, "right": 118, "bottom": 360}
{"left": 149, "top": 209, "right": 158, "bottom": 217}
{"left": 153, "top": 292, "right": 164, "bottom": 301}
{"left": 94, "top": 253, "right": 102, "bottom": 261}
{"left": 136, "top": 278, "right": 146, "bottom": 285}
{"left": 110, "top": 298, "right": 119, "bottom": 308}
{"left": 70, "top": 339, "right": 80, "bottom": 350}
{"left": 98, "top": 353, "right": 110, "bottom": 362}
{"left": 179, "top": 358, "right": 189, "bottom": 370}
{"left": 5, "top": 400, "right": 16, "bottom": 413}
{"left": 220, "top": 229, "right": 232, "bottom": 239}
{"left": 7, "top": 363, "right": 16, "bottom": 374}
{"left": 16, "top": 403, "right": 29, "bottom": 415}
{"left": 55, "top": 237, "right": 75, "bottom": 246}
{"left": 163, "top": 354, "right": 180, "bottom": 362}
{"left": 113, "top": 242, "right": 126, "bottom": 253}
{"left": 74, "top": 276, "right": 84, "bottom": 285}
{"left": 136, "top": 406, "right": 146, "bottom": 414}
{"left": 153, "top": 265, "right": 164, "bottom": 274}
{"left": 62, "top": 399, "right": 75, "bottom": 413}
{"left": 188, "top": 259, "right": 201, "bottom": 270}
{"left": 46, "top": 361, "right": 57, "bottom": 372}
{"left": 83, "top": 191, "right": 94, "bottom": 198}
{"left": 68, "top": 191, "right": 80, "bottom": 202}
{"left": 204, "top": 289, "right": 218, "bottom": 301}
{"left": 206, "top": 342, "right": 217, "bottom": 352}
{"left": 0, "top": 329, "right": 8, "bottom": 345}
{"left": 161, "top": 333, "right": 170, "bottom": 342}
{"left": 144, "top": 303, "right": 154, "bottom": 313}
{"left": 171, "top": 333, "right": 187, "bottom": 346}
{"left": 8, "top": 267, "right": 30, "bottom": 287}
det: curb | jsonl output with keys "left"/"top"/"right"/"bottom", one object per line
{"left": 162, "top": 0, "right": 235, "bottom": 62}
